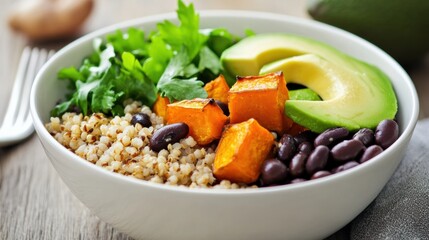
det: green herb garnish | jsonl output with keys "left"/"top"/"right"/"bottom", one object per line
{"left": 51, "top": 0, "right": 239, "bottom": 117}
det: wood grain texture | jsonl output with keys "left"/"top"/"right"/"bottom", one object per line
{"left": 0, "top": 0, "right": 428, "bottom": 240}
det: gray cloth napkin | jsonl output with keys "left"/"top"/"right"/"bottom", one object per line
{"left": 349, "top": 119, "right": 429, "bottom": 239}
{"left": 327, "top": 119, "right": 429, "bottom": 239}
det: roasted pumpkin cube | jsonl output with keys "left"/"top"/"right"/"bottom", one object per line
{"left": 153, "top": 95, "right": 170, "bottom": 120}
{"left": 204, "top": 75, "right": 230, "bottom": 104}
{"left": 213, "top": 118, "right": 274, "bottom": 183}
{"left": 166, "top": 98, "right": 228, "bottom": 145}
{"left": 228, "top": 71, "right": 292, "bottom": 133}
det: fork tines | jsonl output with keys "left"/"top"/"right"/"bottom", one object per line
{"left": 0, "top": 47, "right": 55, "bottom": 147}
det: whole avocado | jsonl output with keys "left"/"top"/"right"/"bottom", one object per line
{"left": 307, "top": 0, "right": 429, "bottom": 64}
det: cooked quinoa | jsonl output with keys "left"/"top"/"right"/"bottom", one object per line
{"left": 45, "top": 100, "right": 257, "bottom": 189}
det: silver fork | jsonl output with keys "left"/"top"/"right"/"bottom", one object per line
{"left": 0, "top": 47, "right": 55, "bottom": 147}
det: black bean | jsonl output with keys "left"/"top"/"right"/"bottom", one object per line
{"left": 277, "top": 134, "right": 297, "bottom": 163}
{"left": 311, "top": 170, "right": 332, "bottom": 180}
{"left": 150, "top": 123, "right": 189, "bottom": 152}
{"left": 353, "top": 128, "right": 374, "bottom": 146}
{"left": 255, "top": 178, "right": 265, "bottom": 187}
{"left": 359, "top": 145, "right": 383, "bottom": 163}
{"left": 375, "top": 119, "right": 399, "bottom": 149}
{"left": 131, "top": 113, "right": 152, "bottom": 128}
{"left": 298, "top": 141, "right": 314, "bottom": 155}
{"left": 260, "top": 159, "right": 288, "bottom": 186}
{"left": 289, "top": 152, "right": 308, "bottom": 178}
{"left": 331, "top": 139, "right": 364, "bottom": 162}
{"left": 294, "top": 130, "right": 317, "bottom": 145}
{"left": 331, "top": 161, "right": 359, "bottom": 173}
{"left": 314, "top": 127, "right": 349, "bottom": 147}
{"left": 306, "top": 145, "right": 329, "bottom": 176}
{"left": 215, "top": 100, "right": 229, "bottom": 116}
{"left": 290, "top": 178, "right": 307, "bottom": 184}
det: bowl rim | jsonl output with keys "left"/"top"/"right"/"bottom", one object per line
{"left": 30, "top": 10, "right": 419, "bottom": 195}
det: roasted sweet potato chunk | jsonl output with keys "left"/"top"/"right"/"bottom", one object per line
{"left": 204, "top": 75, "right": 230, "bottom": 104}
{"left": 153, "top": 95, "right": 170, "bottom": 120}
{"left": 228, "top": 71, "right": 293, "bottom": 133}
{"left": 213, "top": 118, "right": 274, "bottom": 183}
{"left": 166, "top": 98, "right": 228, "bottom": 145}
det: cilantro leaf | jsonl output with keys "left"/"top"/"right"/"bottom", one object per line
{"left": 89, "top": 44, "right": 115, "bottom": 77}
{"left": 157, "top": 0, "right": 207, "bottom": 59}
{"left": 180, "top": 64, "right": 199, "bottom": 77}
{"left": 90, "top": 68, "right": 123, "bottom": 114}
{"left": 157, "top": 47, "right": 190, "bottom": 87}
{"left": 142, "top": 35, "right": 172, "bottom": 83}
{"left": 58, "top": 67, "right": 83, "bottom": 83}
{"left": 157, "top": 48, "right": 207, "bottom": 102}
{"left": 203, "top": 28, "right": 239, "bottom": 56}
{"left": 119, "top": 52, "right": 157, "bottom": 106}
{"left": 74, "top": 44, "right": 116, "bottom": 115}
{"left": 106, "top": 28, "right": 148, "bottom": 57}
{"left": 91, "top": 83, "right": 120, "bottom": 113}
{"left": 51, "top": 98, "right": 74, "bottom": 117}
{"left": 76, "top": 80, "right": 101, "bottom": 116}
{"left": 198, "top": 46, "right": 222, "bottom": 75}
{"left": 160, "top": 78, "right": 207, "bottom": 101}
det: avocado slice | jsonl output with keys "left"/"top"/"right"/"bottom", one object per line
{"left": 289, "top": 88, "right": 321, "bottom": 101}
{"left": 220, "top": 34, "right": 397, "bottom": 133}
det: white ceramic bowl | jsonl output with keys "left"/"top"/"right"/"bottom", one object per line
{"left": 30, "top": 11, "right": 419, "bottom": 240}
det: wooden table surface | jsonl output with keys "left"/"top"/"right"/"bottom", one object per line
{"left": 1, "top": 1, "right": 428, "bottom": 239}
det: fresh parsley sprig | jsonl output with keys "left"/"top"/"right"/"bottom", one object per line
{"left": 51, "top": 0, "right": 239, "bottom": 117}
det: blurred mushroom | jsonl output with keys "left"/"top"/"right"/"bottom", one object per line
{"left": 8, "top": 0, "right": 94, "bottom": 41}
